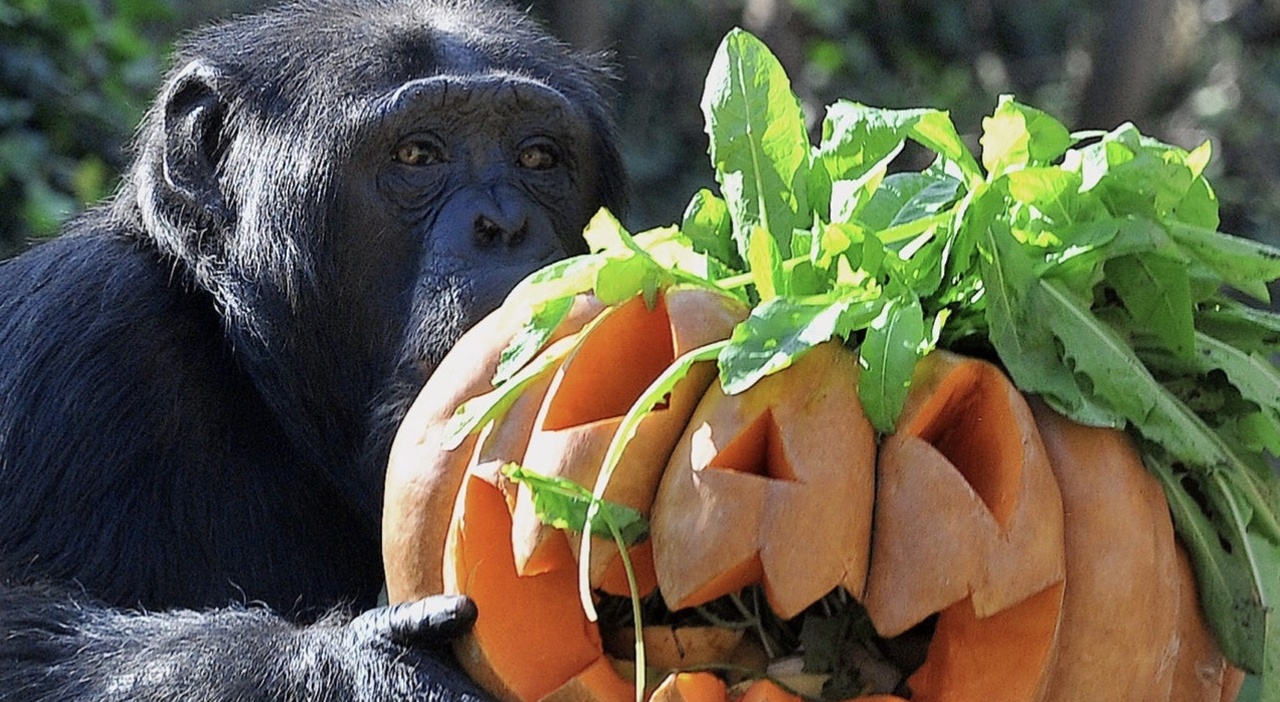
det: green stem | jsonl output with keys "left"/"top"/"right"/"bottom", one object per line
{"left": 876, "top": 210, "right": 951, "bottom": 244}
{"left": 605, "top": 519, "right": 647, "bottom": 702}
{"left": 717, "top": 256, "right": 805, "bottom": 291}
{"left": 579, "top": 341, "right": 729, "bottom": 621}
{"left": 728, "top": 592, "right": 779, "bottom": 660}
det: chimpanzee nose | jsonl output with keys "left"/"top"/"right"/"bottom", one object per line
{"left": 473, "top": 212, "right": 526, "bottom": 248}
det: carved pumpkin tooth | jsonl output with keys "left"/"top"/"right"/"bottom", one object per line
{"left": 864, "top": 350, "right": 1067, "bottom": 702}
{"left": 652, "top": 340, "right": 876, "bottom": 620}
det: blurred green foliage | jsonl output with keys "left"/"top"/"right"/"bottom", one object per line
{"left": 531, "top": 0, "right": 1280, "bottom": 262}
{"left": 2, "top": 0, "right": 1279, "bottom": 267}
{"left": 0, "top": 0, "right": 175, "bottom": 258}
{"left": 1193, "top": 17, "right": 1280, "bottom": 251}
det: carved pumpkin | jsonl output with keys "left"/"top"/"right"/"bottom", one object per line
{"left": 382, "top": 290, "right": 1241, "bottom": 702}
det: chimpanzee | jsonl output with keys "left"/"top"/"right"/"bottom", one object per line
{"left": 0, "top": 0, "right": 625, "bottom": 698}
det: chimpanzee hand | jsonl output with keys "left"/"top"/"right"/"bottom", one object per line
{"left": 341, "top": 594, "right": 493, "bottom": 701}
{"left": 0, "top": 586, "right": 492, "bottom": 701}
{"left": 348, "top": 593, "right": 479, "bottom": 648}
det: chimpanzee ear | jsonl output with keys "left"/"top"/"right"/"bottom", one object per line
{"left": 161, "top": 61, "right": 231, "bottom": 223}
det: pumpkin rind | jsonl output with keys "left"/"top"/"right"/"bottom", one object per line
{"left": 651, "top": 340, "right": 877, "bottom": 619}
{"left": 512, "top": 288, "right": 747, "bottom": 593}
{"left": 383, "top": 294, "right": 603, "bottom": 600}
{"left": 1168, "top": 547, "right": 1243, "bottom": 702}
{"left": 1030, "top": 401, "right": 1183, "bottom": 702}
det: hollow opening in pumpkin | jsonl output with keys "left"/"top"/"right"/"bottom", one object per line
{"left": 594, "top": 585, "right": 935, "bottom": 699}
{"left": 451, "top": 474, "right": 607, "bottom": 702}
{"left": 705, "top": 410, "right": 797, "bottom": 482}
{"left": 541, "top": 292, "right": 677, "bottom": 431}
{"left": 906, "top": 582, "right": 1063, "bottom": 702}
{"left": 909, "top": 366, "right": 1021, "bottom": 527}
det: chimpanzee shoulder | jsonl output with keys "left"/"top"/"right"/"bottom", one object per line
{"left": 0, "top": 218, "right": 382, "bottom": 614}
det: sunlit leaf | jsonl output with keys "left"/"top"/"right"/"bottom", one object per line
{"left": 703, "top": 29, "right": 810, "bottom": 259}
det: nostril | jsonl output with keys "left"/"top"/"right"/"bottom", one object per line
{"left": 472, "top": 214, "right": 526, "bottom": 248}
{"left": 473, "top": 215, "right": 502, "bottom": 247}
{"left": 505, "top": 220, "right": 526, "bottom": 246}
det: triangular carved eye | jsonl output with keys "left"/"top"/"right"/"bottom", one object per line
{"left": 706, "top": 410, "right": 797, "bottom": 482}
{"left": 540, "top": 293, "right": 675, "bottom": 431}
{"left": 512, "top": 288, "right": 749, "bottom": 593}
{"left": 906, "top": 363, "right": 1023, "bottom": 528}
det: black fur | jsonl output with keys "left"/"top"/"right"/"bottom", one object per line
{"left": 0, "top": 0, "right": 625, "bottom": 698}
{"left": 0, "top": 584, "right": 485, "bottom": 700}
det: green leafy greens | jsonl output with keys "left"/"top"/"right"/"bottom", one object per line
{"left": 451, "top": 27, "right": 1280, "bottom": 695}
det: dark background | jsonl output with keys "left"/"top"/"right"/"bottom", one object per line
{"left": 2, "top": 0, "right": 1279, "bottom": 261}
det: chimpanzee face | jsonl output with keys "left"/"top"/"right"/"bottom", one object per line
{"left": 378, "top": 74, "right": 596, "bottom": 259}
{"left": 321, "top": 71, "right": 600, "bottom": 404}
{"left": 127, "top": 3, "right": 625, "bottom": 519}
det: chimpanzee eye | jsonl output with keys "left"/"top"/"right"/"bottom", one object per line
{"left": 517, "top": 142, "right": 557, "bottom": 170}
{"left": 393, "top": 139, "right": 443, "bottom": 166}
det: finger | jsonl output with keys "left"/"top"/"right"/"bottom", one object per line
{"left": 385, "top": 594, "right": 478, "bottom": 646}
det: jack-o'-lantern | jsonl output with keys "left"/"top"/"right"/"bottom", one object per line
{"left": 381, "top": 287, "right": 1242, "bottom": 702}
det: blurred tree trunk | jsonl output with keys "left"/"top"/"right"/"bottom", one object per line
{"left": 1076, "top": 0, "right": 1179, "bottom": 130}
{"left": 534, "top": 0, "right": 610, "bottom": 50}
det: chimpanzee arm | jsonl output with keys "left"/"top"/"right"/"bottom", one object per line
{"left": 0, "top": 585, "right": 488, "bottom": 702}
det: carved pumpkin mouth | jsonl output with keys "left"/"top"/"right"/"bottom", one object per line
{"left": 591, "top": 584, "right": 938, "bottom": 699}
{"left": 383, "top": 290, "right": 1243, "bottom": 702}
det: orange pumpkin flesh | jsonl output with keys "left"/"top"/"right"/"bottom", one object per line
{"left": 446, "top": 468, "right": 629, "bottom": 702}
{"left": 652, "top": 340, "right": 876, "bottom": 619}
{"left": 513, "top": 288, "right": 747, "bottom": 593}
{"left": 540, "top": 657, "right": 638, "bottom": 702}
{"left": 650, "top": 673, "right": 727, "bottom": 702}
{"left": 905, "top": 583, "right": 1065, "bottom": 701}
{"left": 383, "top": 294, "right": 603, "bottom": 600}
{"left": 863, "top": 351, "right": 1066, "bottom": 702}
{"left": 736, "top": 679, "right": 801, "bottom": 702}
{"left": 384, "top": 292, "right": 1241, "bottom": 702}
